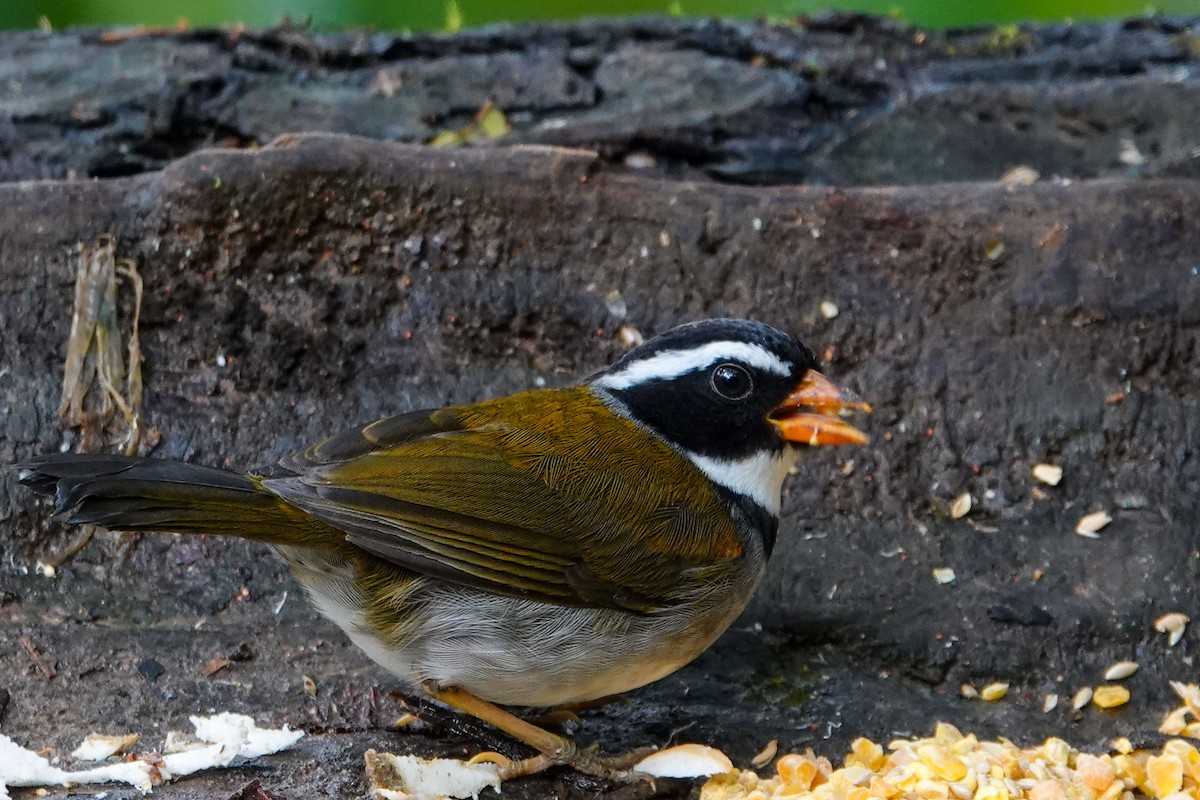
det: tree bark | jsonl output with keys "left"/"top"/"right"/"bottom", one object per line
{"left": 1, "top": 15, "right": 1198, "bottom": 799}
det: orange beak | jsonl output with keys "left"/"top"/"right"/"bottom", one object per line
{"left": 769, "top": 370, "right": 872, "bottom": 446}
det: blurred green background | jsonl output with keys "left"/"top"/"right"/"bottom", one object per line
{"left": 1, "top": 0, "right": 1198, "bottom": 32}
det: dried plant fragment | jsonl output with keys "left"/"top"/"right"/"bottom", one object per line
{"left": 59, "top": 236, "right": 144, "bottom": 456}
{"left": 429, "top": 100, "right": 510, "bottom": 148}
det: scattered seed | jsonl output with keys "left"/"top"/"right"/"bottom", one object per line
{"left": 618, "top": 325, "right": 644, "bottom": 348}
{"left": 1075, "top": 511, "right": 1111, "bottom": 537}
{"left": 949, "top": 493, "right": 972, "bottom": 519}
{"left": 1104, "top": 661, "right": 1138, "bottom": 681}
{"left": 1043, "top": 693, "right": 1059, "bottom": 712}
{"left": 699, "top": 720, "right": 1200, "bottom": 800}
{"left": 1092, "top": 685, "right": 1131, "bottom": 709}
{"left": 1155, "top": 612, "right": 1189, "bottom": 646}
{"left": 960, "top": 683, "right": 979, "bottom": 699}
{"left": 1032, "top": 463, "right": 1063, "bottom": 486}
{"left": 1072, "top": 686, "right": 1094, "bottom": 710}
{"left": 1146, "top": 753, "right": 1184, "bottom": 798}
{"left": 819, "top": 300, "right": 840, "bottom": 319}
{"left": 985, "top": 239, "right": 1006, "bottom": 260}
{"left": 980, "top": 682, "right": 1009, "bottom": 702}
{"left": 303, "top": 675, "right": 317, "bottom": 698}
{"left": 394, "top": 713, "right": 418, "bottom": 728}
{"left": 1076, "top": 753, "right": 1116, "bottom": 791}
{"left": 752, "top": 739, "right": 779, "bottom": 768}
{"left": 1001, "top": 165, "right": 1040, "bottom": 189}
{"left": 1119, "top": 138, "right": 1147, "bottom": 167}
{"left": 933, "top": 567, "right": 957, "bottom": 585}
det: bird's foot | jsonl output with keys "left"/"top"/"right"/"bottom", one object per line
{"left": 530, "top": 708, "right": 583, "bottom": 732}
{"left": 530, "top": 694, "right": 631, "bottom": 733}
{"left": 469, "top": 743, "right": 658, "bottom": 782}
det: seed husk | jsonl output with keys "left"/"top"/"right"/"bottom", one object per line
{"left": 1154, "top": 613, "right": 1189, "bottom": 646}
{"left": 1032, "top": 463, "right": 1063, "bottom": 486}
{"left": 1104, "top": 661, "right": 1139, "bottom": 681}
{"left": 1072, "top": 686, "right": 1094, "bottom": 710}
{"left": 949, "top": 493, "right": 972, "bottom": 519}
{"left": 1075, "top": 511, "right": 1112, "bottom": 537}
{"left": 752, "top": 740, "right": 779, "bottom": 768}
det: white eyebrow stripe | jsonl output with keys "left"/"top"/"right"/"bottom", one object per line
{"left": 594, "top": 341, "right": 791, "bottom": 391}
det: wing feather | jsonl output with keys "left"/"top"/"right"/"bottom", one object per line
{"left": 263, "top": 387, "right": 743, "bottom": 612}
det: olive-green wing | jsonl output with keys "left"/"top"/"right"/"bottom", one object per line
{"left": 262, "top": 388, "right": 743, "bottom": 613}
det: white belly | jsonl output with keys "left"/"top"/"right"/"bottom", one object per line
{"left": 277, "top": 545, "right": 759, "bottom": 707}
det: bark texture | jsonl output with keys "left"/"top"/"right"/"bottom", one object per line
{"left": 1, "top": 15, "right": 1198, "bottom": 799}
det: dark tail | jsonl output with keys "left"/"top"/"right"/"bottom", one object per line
{"left": 17, "top": 454, "right": 334, "bottom": 545}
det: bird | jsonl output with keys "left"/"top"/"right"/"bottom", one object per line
{"left": 18, "top": 318, "right": 870, "bottom": 779}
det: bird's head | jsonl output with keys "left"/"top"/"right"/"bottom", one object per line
{"left": 591, "top": 319, "right": 870, "bottom": 514}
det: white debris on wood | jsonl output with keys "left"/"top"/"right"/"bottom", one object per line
{"left": 0, "top": 713, "right": 302, "bottom": 798}
{"left": 635, "top": 744, "right": 734, "bottom": 778}
{"left": 932, "top": 567, "right": 957, "bottom": 585}
{"left": 367, "top": 752, "right": 502, "bottom": 800}
{"left": 71, "top": 732, "right": 138, "bottom": 761}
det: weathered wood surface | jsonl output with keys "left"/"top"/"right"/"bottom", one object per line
{"left": 3, "top": 15, "right": 1200, "bottom": 184}
{"left": 0, "top": 15, "right": 1198, "bottom": 800}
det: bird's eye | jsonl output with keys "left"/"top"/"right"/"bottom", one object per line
{"left": 710, "top": 363, "right": 754, "bottom": 400}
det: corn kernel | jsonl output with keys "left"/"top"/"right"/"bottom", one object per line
{"left": 974, "top": 779, "right": 1010, "bottom": 800}
{"left": 1030, "top": 780, "right": 1067, "bottom": 800}
{"left": 1146, "top": 754, "right": 1185, "bottom": 799}
{"left": 1113, "top": 754, "right": 1146, "bottom": 788}
{"left": 920, "top": 745, "right": 970, "bottom": 782}
{"left": 1076, "top": 754, "right": 1117, "bottom": 791}
{"left": 847, "top": 786, "right": 871, "bottom": 800}
{"left": 851, "top": 737, "right": 886, "bottom": 771}
{"left": 869, "top": 775, "right": 900, "bottom": 798}
{"left": 936, "top": 723, "right": 966, "bottom": 744}
{"left": 777, "top": 754, "right": 820, "bottom": 792}
{"left": 1162, "top": 708, "right": 1190, "bottom": 735}
{"left": 1093, "top": 686, "right": 1131, "bottom": 709}
{"left": 1043, "top": 738, "right": 1072, "bottom": 766}
{"left": 915, "top": 778, "right": 951, "bottom": 799}
{"left": 981, "top": 683, "right": 1010, "bottom": 702}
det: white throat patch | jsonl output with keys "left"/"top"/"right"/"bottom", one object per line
{"left": 595, "top": 341, "right": 791, "bottom": 391}
{"left": 682, "top": 449, "right": 797, "bottom": 515}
